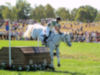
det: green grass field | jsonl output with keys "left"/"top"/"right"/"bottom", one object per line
{"left": 0, "top": 40, "right": 100, "bottom": 75}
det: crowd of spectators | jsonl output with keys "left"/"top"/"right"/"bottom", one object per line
{"left": 0, "top": 19, "right": 100, "bottom": 42}
{"left": 61, "top": 21, "right": 100, "bottom": 42}
{"left": 0, "top": 19, "right": 36, "bottom": 40}
{"left": 70, "top": 31, "right": 98, "bottom": 42}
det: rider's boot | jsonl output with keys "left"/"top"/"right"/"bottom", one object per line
{"left": 42, "top": 35, "right": 48, "bottom": 45}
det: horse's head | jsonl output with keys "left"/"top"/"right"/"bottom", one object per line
{"left": 62, "top": 32, "right": 72, "bottom": 47}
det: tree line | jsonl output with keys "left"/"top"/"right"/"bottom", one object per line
{"left": 0, "top": 0, "right": 100, "bottom": 22}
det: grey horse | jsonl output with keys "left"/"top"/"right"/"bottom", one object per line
{"left": 23, "top": 24, "right": 72, "bottom": 70}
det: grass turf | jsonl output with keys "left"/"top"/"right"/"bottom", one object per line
{"left": 0, "top": 40, "right": 100, "bottom": 75}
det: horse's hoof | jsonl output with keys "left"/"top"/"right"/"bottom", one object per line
{"left": 58, "top": 64, "right": 61, "bottom": 67}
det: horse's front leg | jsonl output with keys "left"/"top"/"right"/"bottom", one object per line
{"left": 56, "top": 47, "right": 60, "bottom": 67}
{"left": 49, "top": 48, "right": 55, "bottom": 70}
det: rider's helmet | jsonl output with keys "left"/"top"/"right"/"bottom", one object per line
{"left": 56, "top": 16, "right": 61, "bottom": 23}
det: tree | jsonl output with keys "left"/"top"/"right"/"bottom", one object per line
{"left": 31, "top": 4, "right": 55, "bottom": 21}
{"left": 10, "top": 6, "right": 19, "bottom": 20}
{"left": 70, "top": 8, "right": 77, "bottom": 21}
{"left": 75, "top": 8, "right": 88, "bottom": 22}
{"left": 75, "top": 5, "right": 97, "bottom": 22}
{"left": 31, "top": 5, "right": 46, "bottom": 21}
{"left": 45, "top": 4, "right": 55, "bottom": 18}
{"left": 2, "top": 6, "right": 11, "bottom": 19}
{"left": 85, "top": 6, "right": 97, "bottom": 22}
{"left": 1, "top": 2, "right": 19, "bottom": 20}
{"left": 16, "top": 0, "right": 31, "bottom": 19}
{"left": 56, "top": 7, "right": 70, "bottom": 20}
{"left": 95, "top": 11, "right": 100, "bottom": 21}
{"left": 0, "top": 5, "right": 5, "bottom": 19}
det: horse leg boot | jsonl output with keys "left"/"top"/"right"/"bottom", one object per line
{"left": 56, "top": 47, "right": 60, "bottom": 67}
{"left": 50, "top": 49, "right": 55, "bottom": 71}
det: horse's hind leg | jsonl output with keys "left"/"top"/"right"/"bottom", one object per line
{"left": 56, "top": 47, "right": 60, "bottom": 67}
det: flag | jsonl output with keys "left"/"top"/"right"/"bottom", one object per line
{"left": 5, "top": 21, "right": 9, "bottom": 31}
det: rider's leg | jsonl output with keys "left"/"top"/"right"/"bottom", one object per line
{"left": 56, "top": 47, "right": 60, "bottom": 67}
{"left": 39, "top": 31, "right": 45, "bottom": 45}
{"left": 43, "top": 27, "right": 50, "bottom": 43}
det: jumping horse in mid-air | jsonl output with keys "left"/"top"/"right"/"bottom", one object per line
{"left": 23, "top": 23, "right": 72, "bottom": 70}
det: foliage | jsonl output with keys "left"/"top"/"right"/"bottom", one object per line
{"left": 95, "top": 11, "right": 100, "bottom": 21}
{"left": 45, "top": 4, "right": 55, "bottom": 18}
{"left": 75, "top": 6, "right": 97, "bottom": 22}
{"left": 31, "top": 5, "right": 46, "bottom": 21}
{"left": 0, "top": 0, "right": 99, "bottom": 22}
{"left": 70, "top": 8, "right": 78, "bottom": 21}
{"left": 0, "top": 5, "right": 5, "bottom": 19}
{"left": 1, "top": 6, "right": 11, "bottom": 19}
{"left": 31, "top": 4, "right": 55, "bottom": 21}
{"left": 16, "top": 0, "right": 31, "bottom": 19}
{"left": 56, "top": 7, "right": 70, "bottom": 20}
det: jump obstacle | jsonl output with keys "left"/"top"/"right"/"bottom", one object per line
{"left": 0, "top": 47, "right": 51, "bottom": 70}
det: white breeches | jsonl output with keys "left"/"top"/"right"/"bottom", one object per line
{"left": 39, "top": 27, "right": 53, "bottom": 42}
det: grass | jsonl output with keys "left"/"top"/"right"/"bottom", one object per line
{"left": 0, "top": 40, "right": 100, "bottom": 75}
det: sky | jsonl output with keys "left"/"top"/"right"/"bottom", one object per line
{"left": 0, "top": 0, "right": 100, "bottom": 10}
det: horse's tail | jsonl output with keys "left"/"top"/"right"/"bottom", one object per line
{"left": 23, "top": 25, "right": 33, "bottom": 39}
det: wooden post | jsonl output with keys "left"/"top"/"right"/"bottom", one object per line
{"left": 9, "top": 20, "right": 12, "bottom": 66}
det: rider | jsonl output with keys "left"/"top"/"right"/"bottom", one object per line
{"left": 40, "top": 16, "right": 61, "bottom": 45}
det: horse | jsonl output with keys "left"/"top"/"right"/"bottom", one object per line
{"left": 23, "top": 23, "right": 46, "bottom": 40}
{"left": 23, "top": 23, "right": 72, "bottom": 70}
